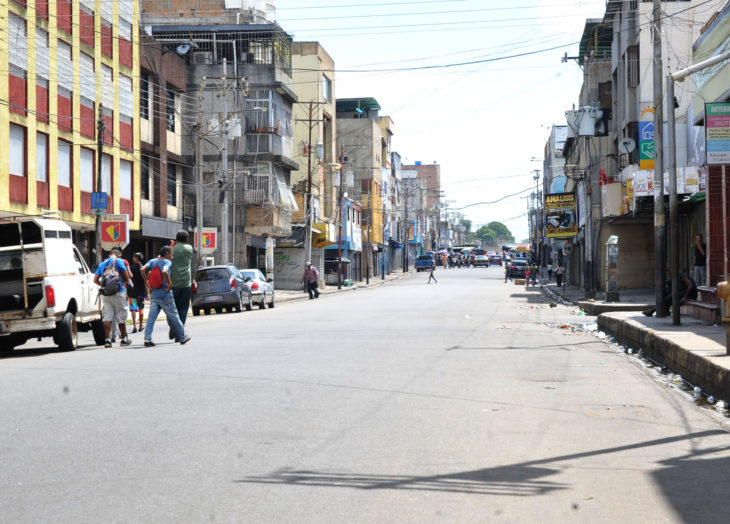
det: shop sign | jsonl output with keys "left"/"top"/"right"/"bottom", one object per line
{"left": 706, "top": 102, "right": 730, "bottom": 165}
{"left": 100, "top": 214, "right": 129, "bottom": 250}
{"left": 544, "top": 193, "right": 577, "bottom": 238}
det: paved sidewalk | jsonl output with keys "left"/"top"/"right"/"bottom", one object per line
{"left": 541, "top": 278, "right": 730, "bottom": 404}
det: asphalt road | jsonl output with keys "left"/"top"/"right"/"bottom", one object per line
{"left": 3, "top": 267, "right": 730, "bottom": 523}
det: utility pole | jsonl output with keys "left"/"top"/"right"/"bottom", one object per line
{"left": 365, "top": 177, "right": 371, "bottom": 285}
{"left": 221, "top": 61, "right": 230, "bottom": 264}
{"left": 304, "top": 102, "right": 314, "bottom": 266}
{"left": 652, "top": 0, "right": 667, "bottom": 317}
{"left": 403, "top": 183, "right": 409, "bottom": 272}
{"left": 95, "top": 104, "right": 105, "bottom": 265}
{"left": 196, "top": 83, "right": 204, "bottom": 268}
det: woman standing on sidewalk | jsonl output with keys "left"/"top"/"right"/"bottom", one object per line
{"left": 555, "top": 265, "right": 565, "bottom": 287}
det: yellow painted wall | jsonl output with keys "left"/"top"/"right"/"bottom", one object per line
{"left": 1, "top": 0, "right": 139, "bottom": 230}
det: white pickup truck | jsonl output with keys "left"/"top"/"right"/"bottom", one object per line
{"left": 0, "top": 218, "right": 105, "bottom": 353}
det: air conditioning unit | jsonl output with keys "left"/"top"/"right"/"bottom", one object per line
{"left": 619, "top": 153, "right": 628, "bottom": 168}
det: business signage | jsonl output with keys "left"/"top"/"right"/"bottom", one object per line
{"left": 706, "top": 102, "right": 730, "bottom": 165}
{"left": 544, "top": 193, "right": 577, "bottom": 238}
{"left": 194, "top": 228, "right": 218, "bottom": 254}
{"left": 631, "top": 167, "right": 706, "bottom": 197}
{"left": 639, "top": 102, "right": 655, "bottom": 170}
{"left": 100, "top": 214, "right": 129, "bottom": 250}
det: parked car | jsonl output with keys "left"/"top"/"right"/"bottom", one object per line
{"left": 508, "top": 259, "right": 528, "bottom": 278}
{"left": 489, "top": 255, "right": 503, "bottom": 266}
{"left": 473, "top": 254, "right": 489, "bottom": 267}
{"left": 239, "top": 268, "right": 275, "bottom": 309}
{"left": 191, "top": 265, "right": 253, "bottom": 315}
{"left": 0, "top": 218, "right": 104, "bottom": 353}
{"left": 415, "top": 255, "right": 435, "bottom": 272}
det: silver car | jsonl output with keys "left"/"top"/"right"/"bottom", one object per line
{"left": 191, "top": 265, "right": 253, "bottom": 315}
{"left": 240, "top": 268, "right": 275, "bottom": 309}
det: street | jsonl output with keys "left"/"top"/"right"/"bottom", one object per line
{"left": 3, "top": 267, "right": 730, "bottom": 523}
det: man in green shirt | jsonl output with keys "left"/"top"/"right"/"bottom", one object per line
{"left": 170, "top": 230, "right": 193, "bottom": 338}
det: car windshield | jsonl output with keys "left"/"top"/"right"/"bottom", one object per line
{"left": 195, "top": 268, "right": 230, "bottom": 281}
{"left": 513, "top": 260, "right": 527, "bottom": 266}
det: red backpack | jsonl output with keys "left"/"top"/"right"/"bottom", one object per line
{"left": 147, "top": 260, "right": 164, "bottom": 289}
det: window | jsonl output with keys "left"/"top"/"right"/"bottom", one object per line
{"left": 626, "top": 46, "right": 639, "bottom": 89}
{"left": 80, "top": 52, "right": 95, "bottom": 105}
{"left": 101, "top": 154, "right": 112, "bottom": 195}
{"left": 10, "top": 125, "right": 26, "bottom": 177}
{"left": 120, "top": 160, "right": 132, "bottom": 200}
{"left": 167, "top": 165, "right": 177, "bottom": 205}
{"left": 322, "top": 74, "right": 332, "bottom": 102}
{"left": 140, "top": 75, "right": 150, "bottom": 120}
{"left": 57, "top": 41, "right": 73, "bottom": 94}
{"left": 9, "top": 14, "right": 28, "bottom": 75}
{"left": 57, "top": 140, "right": 71, "bottom": 187}
{"left": 36, "top": 28, "right": 49, "bottom": 82}
{"left": 101, "top": 65, "right": 113, "bottom": 108}
{"left": 166, "top": 90, "right": 176, "bottom": 132}
{"left": 80, "top": 148, "right": 94, "bottom": 192}
{"left": 119, "top": 74, "right": 133, "bottom": 119}
{"left": 36, "top": 133, "right": 48, "bottom": 182}
{"left": 141, "top": 157, "right": 150, "bottom": 199}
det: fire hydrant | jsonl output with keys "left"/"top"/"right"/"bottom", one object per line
{"left": 717, "top": 281, "right": 730, "bottom": 354}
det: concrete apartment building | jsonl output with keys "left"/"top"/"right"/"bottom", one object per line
{"left": 141, "top": 0, "right": 299, "bottom": 279}
{"left": 3, "top": 0, "right": 140, "bottom": 262}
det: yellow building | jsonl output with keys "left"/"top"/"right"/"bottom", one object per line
{"left": 2, "top": 0, "right": 139, "bottom": 257}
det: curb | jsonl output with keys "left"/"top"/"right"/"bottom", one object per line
{"left": 276, "top": 271, "right": 412, "bottom": 303}
{"left": 598, "top": 313, "right": 730, "bottom": 402}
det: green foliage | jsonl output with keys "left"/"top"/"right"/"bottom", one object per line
{"left": 460, "top": 218, "right": 472, "bottom": 233}
{"left": 475, "top": 221, "right": 514, "bottom": 246}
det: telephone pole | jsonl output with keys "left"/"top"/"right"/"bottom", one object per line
{"left": 196, "top": 83, "right": 204, "bottom": 267}
{"left": 95, "top": 104, "right": 105, "bottom": 265}
{"left": 652, "top": 0, "right": 667, "bottom": 317}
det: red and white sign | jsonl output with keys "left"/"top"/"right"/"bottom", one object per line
{"left": 100, "top": 214, "right": 129, "bottom": 250}
{"left": 194, "top": 228, "right": 218, "bottom": 254}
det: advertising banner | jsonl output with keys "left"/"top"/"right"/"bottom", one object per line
{"left": 100, "top": 214, "right": 129, "bottom": 250}
{"left": 194, "top": 228, "right": 218, "bottom": 254}
{"left": 706, "top": 102, "right": 730, "bottom": 165}
{"left": 545, "top": 193, "right": 577, "bottom": 238}
{"left": 639, "top": 102, "right": 655, "bottom": 170}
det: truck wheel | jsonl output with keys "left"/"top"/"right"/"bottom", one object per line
{"left": 91, "top": 320, "right": 106, "bottom": 346}
{"left": 57, "top": 312, "right": 78, "bottom": 351}
{"left": 192, "top": 307, "right": 201, "bottom": 316}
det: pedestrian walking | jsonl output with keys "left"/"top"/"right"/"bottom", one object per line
{"left": 524, "top": 266, "right": 531, "bottom": 288}
{"left": 547, "top": 262, "right": 553, "bottom": 280}
{"left": 691, "top": 233, "right": 707, "bottom": 286}
{"left": 531, "top": 263, "right": 538, "bottom": 285}
{"left": 555, "top": 264, "right": 565, "bottom": 287}
{"left": 169, "top": 230, "right": 193, "bottom": 340}
{"left": 427, "top": 262, "right": 438, "bottom": 284}
{"left": 128, "top": 252, "right": 147, "bottom": 333}
{"left": 504, "top": 262, "right": 510, "bottom": 283}
{"left": 302, "top": 262, "right": 320, "bottom": 299}
{"left": 94, "top": 247, "right": 132, "bottom": 348}
{"left": 141, "top": 246, "right": 190, "bottom": 347}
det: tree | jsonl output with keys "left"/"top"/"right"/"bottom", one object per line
{"left": 475, "top": 222, "right": 514, "bottom": 246}
{"left": 486, "top": 221, "right": 514, "bottom": 243}
{"left": 460, "top": 218, "right": 472, "bottom": 233}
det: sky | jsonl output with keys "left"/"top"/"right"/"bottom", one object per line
{"left": 274, "top": 0, "right": 607, "bottom": 241}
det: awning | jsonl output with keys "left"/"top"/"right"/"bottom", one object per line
{"left": 389, "top": 238, "right": 404, "bottom": 249}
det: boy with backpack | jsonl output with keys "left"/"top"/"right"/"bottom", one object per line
{"left": 94, "top": 247, "right": 133, "bottom": 348}
{"left": 140, "top": 245, "right": 190, "bottom": 347}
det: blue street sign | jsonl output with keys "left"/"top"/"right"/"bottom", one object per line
{"left": 91, "top": 192, "right": 108, "bottom": 210}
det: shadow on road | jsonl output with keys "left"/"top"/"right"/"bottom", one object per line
{"left": 235, "top": 430, "right": 728, "bottom": 500}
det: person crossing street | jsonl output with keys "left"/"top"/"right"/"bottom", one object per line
{"left": 302, "top": 262, "right": 320, "bottom": 299}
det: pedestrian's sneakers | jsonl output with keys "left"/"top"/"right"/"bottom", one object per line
{"left": 169, "top": 328, "right": 175, "bottom": 340}
{"left": 119, "top": 338, "right": 131, "bottom": 347}
{"left": 104, "top": 339, "right": 112, "bottom": 348}
{"left": 144, "top": 340, "right": 155, "bottom": 347}
{"left": 179, "top": 335, "right": 191, "bottom": 345}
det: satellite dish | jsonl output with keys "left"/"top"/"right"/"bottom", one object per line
{"left": 175, "top": 44, "right": 191, "bottom": 56}
{"left": 618, "top": 137, "right": 635, "bottom": 154}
